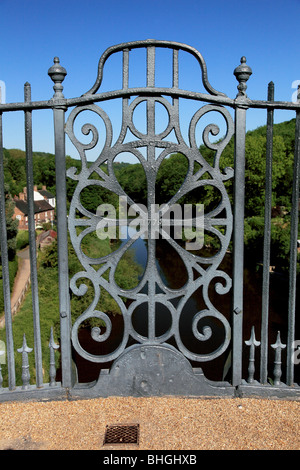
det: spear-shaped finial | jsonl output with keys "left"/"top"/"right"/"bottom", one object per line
{"left": 17, "top": 334, "right": 33, "bottom": 389}
{"left": 245, "top": 326, "right": 260, "bottom": 383}
{"left": 271, "top": 331, "right": 286, "bottom": 386}
{"left": 49, "top": 327, "right": 59, "bottom": 386}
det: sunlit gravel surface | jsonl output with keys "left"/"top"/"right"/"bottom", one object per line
{"left": 0, "top": 397, "right": 299, "bottom": 450}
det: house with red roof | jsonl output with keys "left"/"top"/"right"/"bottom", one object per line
{"left": 13, "top": 186, "right": 55, "bottom": 230}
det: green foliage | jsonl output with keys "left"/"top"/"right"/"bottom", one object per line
{"left": 79, "top": 183, "right": 119, "bottom": 213}
{"left": 0, "top": 261, "right": 60, "bottom": 387}
{"left": 244, "top": 134, "right": 288, "bottom": 215}
{"left": 0, "top": 257, "right": 19, "bottom": 313}
{"left": 39, "top": 232, "right": 142, "bottom": 321}
{"left": 244, "top": 216, "right": 266, "bottom": 261}
{"left": 0, "top": 117, "right": 297, "bottom": 387}
{"left": 0, "top": 231, "right": 142, "bottom": 387}
{"left": 155, "top": 153, "right": 189, "bottom": 204}
{"left": 116, "top": 162, "right": 147, "bottom": 205}
{"left": 199, "top": 119, "right": 295, "bottom": 216}
{"left": 244, "top": 215, "right": 299, "bottom": 273}
{"left": 2, "top": 149, "right": 57, "bottom": 196}
{"left": 0, "top": 183, "right": 19, "bottom": 261}
{"left": 3, "top": 118, "right": 296, "bottom": 218}
{"left": 39, "top": 239, "right": 59, "bottom": 269}
{"left": 16, "top": 230, "right": 29, "bottom": 251}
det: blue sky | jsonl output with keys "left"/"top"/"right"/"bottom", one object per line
{"left": 1, "top": 0, "right": 299, "bottom": 160}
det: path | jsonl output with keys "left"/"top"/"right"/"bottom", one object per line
{"left": 0, "top": 247, "right": 31, "bottom": 328}
{"left": 11, "top": 247, "right": 31, "bottom": 308}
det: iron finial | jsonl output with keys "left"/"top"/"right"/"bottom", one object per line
{"left": 49, "top": 327, "right": 59, "bottom": 387}
{"left": 234, "top": 56, "right": 252, "bottom": 97}
{"left": 271, "top": 331, "right": 286, "bottom": 386}
{"left": 267, "top": 81, "right": 275, "bottom": 101}
{"left": 48, "top": 57, "right": 67, "bottom": 99}
{"left": 245, "top": 326, "right": 260, "bottom": 383}
{"left": 17, "top": 334, "right": 33, "bottom": 389}
{"left": 48, "top": 57, "right": 67, "bottom": 81}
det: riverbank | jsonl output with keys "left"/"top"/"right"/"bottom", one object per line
{"left": 0, "top": 396, "right": 298, "bottom": 450}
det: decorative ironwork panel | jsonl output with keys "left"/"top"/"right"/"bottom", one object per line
{"left": 0, "top": 40, "right": 299, "bottom": 401}
{"left": 65, "top": 41, "right": 234, "bottom": 374}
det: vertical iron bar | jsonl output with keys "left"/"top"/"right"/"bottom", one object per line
{"left": 147, "top": 111, "right": 156, "bottom": 341}
{"left": 232, "top": 57, "right": 252, "bottom": 387}
{"left": 122, "top": 48, "right": 129, "bottom": 90}
{"left": 286, "top": 87, "right": 300, "bottom": 385}
{"left": 172, "top": 49, "right": 180, "bottom": 142}
{"left": 145, "top": 45, "right": 156, "bottom": 339}
{"left": 24, "top": 82, "right": 43, "bottom": 387}
{"left": 146, "top": 46, "right": 156, "bottom": 340}
{"left": 48, "top": 58, "right": 73, "bottom": 389}
{"left": 122, "top": 49, "right": 129, "bottom": 136}
{"left": 0, "top": 362, "right": 3, "bottom": 389}
{"left": 54, "top": 100, "right": 72, "bottom": 388}
{"left": 232, "top": 103, "right": 247, "bottom": 386}
{"left": 0, "top": 112, "right": 16, "bottom": 390}
{"left": 172, "top": 49, "right": 179, "bottom": 88}
{"left": 147, "top": 46, "right": 155, "bottom": 87}
{"left": 260, "top": 81, "right": 274, "bottom": 384}
{"left": 148, "top": 200, "right": 157, "bottom": 341}
{"left": 147, "top": 47, "right": 156, "bottom": 136}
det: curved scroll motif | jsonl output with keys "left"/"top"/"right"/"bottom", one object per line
{"left": 66, "top": 90, "right": 234, "bottom": 366}
{"left": 84, "top": 40, "right": 227, "bottom": 97}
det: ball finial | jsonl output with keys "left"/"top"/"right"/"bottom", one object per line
{"left": 233, "top": 56, "right": 252, "bottom": 97}
{"left": 48, "top": 57, "right": 67, "bottom": 98}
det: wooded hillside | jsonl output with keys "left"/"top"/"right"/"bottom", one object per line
{"left": 2, "top": 118, "right": 299, "bottom": 272}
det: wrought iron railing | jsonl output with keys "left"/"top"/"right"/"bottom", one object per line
{"left": 0, "top": 40, "right": 299, "bottom": 401}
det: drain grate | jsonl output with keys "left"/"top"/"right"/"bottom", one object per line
{"left": 103, "top": 424, "right": 139, "bottom": 445}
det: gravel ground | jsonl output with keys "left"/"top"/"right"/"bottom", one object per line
{"left": 0, "top": 397, "right": 299, "bottom": 450}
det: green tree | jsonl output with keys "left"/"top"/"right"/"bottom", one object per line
{"left": 155, "top": 153, "right": 188, "bottom": 204}
{"left": 39, "top": 233, "right": 142, "bottom": 322}
{"left": 0, "top": 183, "right": 19, "bottom": 261}
{"left": 117, "top": 162, "right": 147, "bottom": 205}
{"left": 199, "top": 120, "right": 295, "bottom": 217}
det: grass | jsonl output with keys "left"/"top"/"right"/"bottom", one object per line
{"left": 0, "top": 232, "right": 142, "bottom": 388}
{"left": 0, "top": 257, "right": 19, "bottom": 313}
{"left": 0, "top": 262, "right": 60, "bottom": 388}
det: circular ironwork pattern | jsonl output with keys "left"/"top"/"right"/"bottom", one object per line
{"left": 66, "top": 89, "right": 234, "bottom": 364}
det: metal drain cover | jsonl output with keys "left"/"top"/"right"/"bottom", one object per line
{"left": 103, "top": 424, "right": 139, "bottom": 445}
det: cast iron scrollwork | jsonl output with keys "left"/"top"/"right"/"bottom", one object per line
{"left": 65, "top": 41, "right": 234, "bottom": 366}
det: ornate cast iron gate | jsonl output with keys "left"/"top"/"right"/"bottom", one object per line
{"left": 66, "top": 41, "right": 235, "bottom": 398}
{"left": 0, "top": 40, "right": 299, "bottom": 401}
